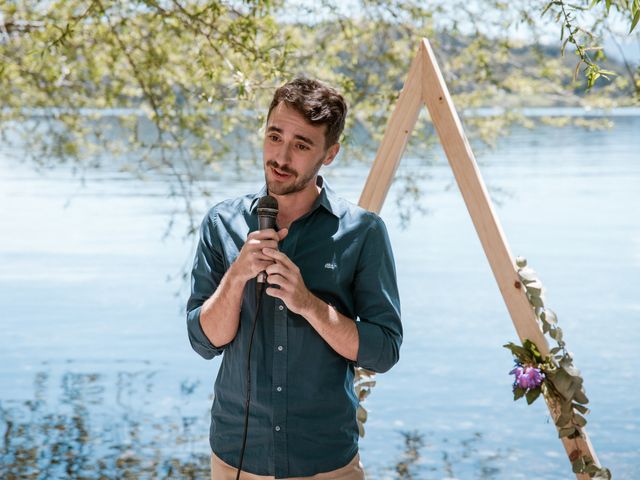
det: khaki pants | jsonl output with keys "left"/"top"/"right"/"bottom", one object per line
{"left": 210, "top": 452, "right": 365, "bottom": 480}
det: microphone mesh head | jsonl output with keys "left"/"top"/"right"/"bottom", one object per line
{"left": 257, "top": 195, "right": 278, "bottom": 212}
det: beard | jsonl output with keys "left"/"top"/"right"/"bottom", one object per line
{"left": 265, "top": 158, "right": 324, "bottom": 196}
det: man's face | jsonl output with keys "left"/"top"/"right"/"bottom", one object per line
{"left": 263, "top": 102, "right": 338, "bottom": 196}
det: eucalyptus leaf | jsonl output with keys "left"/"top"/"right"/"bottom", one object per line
{"left": 357, "top": 380, "right": 377, "bottom": 389}
{"left": 515, "top": 256, "right": 527, "bottom": 268}
{"left": 549, "top": 327, "right": 563, "bottom": 342}
{"left": 561, "top": 399, "right": 574, "bottom": 415}
{"left": 518, "top": 267, "right": 538, "bottom": 283}
{"left": 356, "top": 405, "right": 368, "bottom": 423}
{"left": 573, "top": 388, "right": 589, "bottom": 405}
{"left": 549, "top": 368, "right": 575, "bottom": 399}
{"left": 593, "top": 467, "right": 612, "bottom": 479}
{"left": 358, "top": 389, "right": 371, "bottom": 401}
{"left": 574, "top": 413, "right": 587, "bottom": 427}
{"left": 525, "top": 281, "right": 543, "bottom": 295}
{"left": 558, "top": 426, "right": 576, "bottom": 438}
{"left": 572, "top": 457, "right": 587, "bottom": 473}
{"left": 543, "top": 308, "right": 558, "bottom": 325}
{"left": 573, "top": 403, "right": 590, "bottom": 415}
{"left": 555, "top": 412, "right": 572, "bottom": 428}
{"left": 529, "top": 294, "right": 544, "bottom": 308}
{"left": 560, "top": 362, "right": 581, "bottom": 379}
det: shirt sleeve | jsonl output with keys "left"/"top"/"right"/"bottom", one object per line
{"left": 186, "top": 210, "right": 227, "bottom": 360}
{"left": 353, "top": 214, "right": 403, "bottom": 373}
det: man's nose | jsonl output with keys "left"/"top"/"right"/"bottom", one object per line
{"left": 275, "top": 141, "right": 292, "bottom": 164}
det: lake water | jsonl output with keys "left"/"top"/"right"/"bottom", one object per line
{"left": 1, "top": 115, "right": 639, "bottom": 479}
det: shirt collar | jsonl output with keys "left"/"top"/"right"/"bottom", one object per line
{"left": 249, "top": 175, "right": 341, "bottom": 218}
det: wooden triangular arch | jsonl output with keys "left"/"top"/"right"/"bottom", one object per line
{"left": 357, "top": 38, "right": 601, "bottom": 479}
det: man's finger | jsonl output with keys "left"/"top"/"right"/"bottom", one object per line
{"left": 277, "top": 228, "right": 289, "bottom": 241}
{"left": 253, "top": 253, "right": 276, "bottom": 263}
{"left": 262, "top": 248, "right": 297, "bottom": 270}
{"left": 247, "top": 229, "right": 280, "bottom": 241}
{"left": 265, "top": 262, "right": 290, "bottom": 277}
{"left": 266, "top": 273, "right": 286, "bottom": 288}
{"left": 265, "top": 286, "right": 285, "bottom": 299}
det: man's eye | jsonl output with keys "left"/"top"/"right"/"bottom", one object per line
{"left": 296, "top": 144, "right": 310, "bottom": 151}
{"left": 269, "top": 135, "right": 280, "bottom": 142}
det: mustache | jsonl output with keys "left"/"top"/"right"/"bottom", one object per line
{"left": 266, "top": 160, "right": 296, "bottom": 176}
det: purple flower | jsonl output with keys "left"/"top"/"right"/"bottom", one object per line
{"left": 510, "top": 362, "right": 545, "bottom": 390}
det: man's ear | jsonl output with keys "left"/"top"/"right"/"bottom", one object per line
{"left": 323, "top": 143, "right": 340, "bottom": 166}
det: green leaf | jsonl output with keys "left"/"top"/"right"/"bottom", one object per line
{"left": 525, "top": 280, "right": 543, "bottom": 295}
{"left": 522, "top": 339, "right": 543, "bottom": 361}
{"left": 572, "top": 456, "right": 587, "bottom": 473}
{"left": 517, "top": 267, "right": 538, "bottom": 283}
{"left": 549, "top": 368, "right": 575, "bottom": 399}
{"left": 629, "top": 10, "right": 639, "bottom": 32}
{"left": 356, "top": 380, "right": 377, "bottom": 389}
{"left": 556, "top": 412, "right": 572, "bottom": 428}
{"left": 561, "top": 399, "right": 574, "bottom": 415}
{"left": 561, "top": 363, "right": 581, "bottom": 379}
{"left": 514, "top": 387, "right": 526, "bottom": 401}
{"left": 574, "top": 412, "right": 587, "bottom": 427}
{"left": 549, "top": 327, "right": 563, "bottom": 342}
{"left": 573, "top": 403, "right": 590, "bottom": 415}
{"left": 526, "top": 387, "right": 542, "bottom": 405}
{"left": 573, "top": 388, "right": 589, "bottom": 404}
{"left": 541, "top": 2, "right": 555, "bottom": 17}
{"left": 542, "top": 308, "right": 558, "bottom": 325}
{"left": 529, "top": 294, "right": 544, "bottom": 308}
{"left": 559, "top": 426, "right": 576, "bottom": 438}
{"left": 504, "top": 343, "right": 534, "bottom": 363}
{"left": 593, "top": 467, "right": 612, "bottom": 480}
{"left": 356, "top": 405, "right": 368, "bottom": 423}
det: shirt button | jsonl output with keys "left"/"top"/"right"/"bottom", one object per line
{"left": 276, "top": 386, "right": 282, "bottom": 392}
{"left": 277, "top": 345, "right": 283, "bottom": 351}
{"left": 275, "top": 425, "right": 281, "bottom": 432}
{"left": 278, "top": 305, "right": 284, "bottom": 311}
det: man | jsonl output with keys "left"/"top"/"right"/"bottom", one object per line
{"left": 186, "top": 78, "right": 402, "bottom": 479}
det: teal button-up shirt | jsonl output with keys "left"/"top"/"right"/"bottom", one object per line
{"left": 186, "top": 177, "right": 402, "bottom": 478}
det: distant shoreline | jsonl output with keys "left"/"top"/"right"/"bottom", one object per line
{"left": 3, "top": 106, "right": 640, "bottom": 118}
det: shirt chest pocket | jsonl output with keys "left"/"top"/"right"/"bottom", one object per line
{"left": 297, "top": 248, "right": 356, "bottom": 317}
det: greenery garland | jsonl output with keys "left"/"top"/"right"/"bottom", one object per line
{"left": 504, "top": 256, "right": 611, "bottom": 479}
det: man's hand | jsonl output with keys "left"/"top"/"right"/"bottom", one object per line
{"left": 230, "top": 228, "right": 288, "bottom": 283}
{"left": 263, "top": 247, "right": 359, "bottom": 362}
{"left": 263, "top": 248, "right": 314, "bottom": 315}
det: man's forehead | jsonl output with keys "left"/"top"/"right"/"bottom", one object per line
{"left": 267, "top": 103, "right": 327, "bottom": 137}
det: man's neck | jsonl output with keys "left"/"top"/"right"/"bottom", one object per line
{"left": 272, "top": 177, "right": 322, "bottom": 229}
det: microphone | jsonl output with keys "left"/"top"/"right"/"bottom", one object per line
{"left": 256, "top": 195, "right": 278, "bottom": 284}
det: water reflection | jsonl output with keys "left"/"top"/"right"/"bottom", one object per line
{"left": 379, "top": 430, "right": 509, "bottom": 480}
{"left": 1, "top": 367, "right": 210, "bottom": 479}
{"left": 1, "top": 367, "right": 514, "bottom": 479}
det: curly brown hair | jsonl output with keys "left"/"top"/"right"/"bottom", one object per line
{"left": 267, "top": 77, "right": 348, "bottom": 149}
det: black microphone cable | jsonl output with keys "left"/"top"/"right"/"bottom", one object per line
{"left": 235, "top": 194, "right": 277, "bottom": 479}
{"left": 235, "top": 280, "right": 265, "bottom": 480}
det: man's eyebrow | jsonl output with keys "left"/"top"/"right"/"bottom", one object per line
{"left": 266, "top": 125, "right": 315, "bottom": 146}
